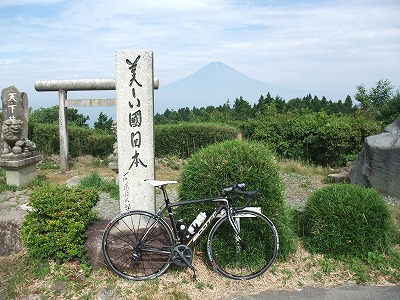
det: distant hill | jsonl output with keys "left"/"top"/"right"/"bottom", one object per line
{"left": 82, "top": 61, "right": 346, "bottom": 125}
{"left": 154, "top": 61, "right": 339, "bottom": 114}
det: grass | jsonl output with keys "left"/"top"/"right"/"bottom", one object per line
{"left": 0, "top": 157, "right": 399, "bottom": 300}
{"left": 2, "top": 242, "right": 399, "bottom": 299}
{"left": 78, "top": 171, "right": 119, "bottom": 199}
{"left": 279, "top": 158, "right": 329, "bottom": 177}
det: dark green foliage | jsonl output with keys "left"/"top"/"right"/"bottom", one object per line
{"left": 28, "top": 123, "right": 60, "bottom": 155}
{"left": 177, "top": 139, "right": 296, "bottom": 259}
{"left": 94, "top": 112, "right": 113, "bottom": 133}
{"left": 232, "top": 96, "right": 253, "bottom": 121}
{"left": 243, "top": 112, "right": 382, "bottom": 166}
{"left": 30, "top": 105, "right": 90, "bottom": 127}
{"left": 155, "top": 123, "right": 239, "bottom": 158}
{"left": 29, "top": 122, "right": 236, "bottom": 159}
{"left": 355, "top": 79, "right": 394, "bottom": 110}
{"left": 155, "top": 92, "right": 358, "bottom": 125}
{"left": 20, "top": 184, "right": 99, "bottom": 262}
{"left": 355, "top": 79, "right": 399, "bottom": 126}
{"left": 300, "top": 184, "right": 397, "bottom": 258}
{"left": 378, "top": 91, "right": 400, "bottom": 124}
{"left": 28, "top": 123, "right": 115, "bottom": 158}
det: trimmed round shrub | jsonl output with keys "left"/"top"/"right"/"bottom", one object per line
{"left": 20, "top": 184, "right": 99, "bottom": 262}
{"left": 300, "top": 184, "right": 396, "bottom": 258}
{"left": 177, "top": 139, "right": 296, "bottom": 259}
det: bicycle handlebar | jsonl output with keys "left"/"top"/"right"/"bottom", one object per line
{"left": 221, "top": 183, "right": 259, "bottom": 208}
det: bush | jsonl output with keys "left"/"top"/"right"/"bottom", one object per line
{"left": 243, "top": 112, "right": 383, "bottom": 166}
{"left": 177, "top": 139, "right": 296, "bottom": 259}
{"left": 155, "top": 123, "right": 239, "bottom": 158}
{"left": 300, "top": 184, "right": 397, "bottom": 258}
{"left": 28, "top": 123, "right": 115, "bottom": 158}
{"left": 29, "top": 122, "right": 237, "bottom": 159}
{"left": 20, "top": 184, "right": 99, "bottom": 262}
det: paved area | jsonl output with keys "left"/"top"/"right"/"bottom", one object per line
{"left": 234, "top": 284, "right": 400, "bottom": 300}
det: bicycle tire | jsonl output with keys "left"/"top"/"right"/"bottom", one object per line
{"left": 102, "top": 210, "right": 174, "bottom": 280}
{"left": 207, "top": 209, "right": 279, "bottom": 280}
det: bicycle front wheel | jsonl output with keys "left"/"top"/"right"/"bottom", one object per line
{"left": 102, "top": 210, "right": 174, "bottom": 280}
{"left": 207, "top": 209, "right": 279, "bottom": 280}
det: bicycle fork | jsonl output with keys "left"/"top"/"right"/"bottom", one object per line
{"left": 226, "top": 208, "right": 248, "bottom": 251}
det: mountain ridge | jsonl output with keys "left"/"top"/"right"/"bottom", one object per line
{"left": 154, "top": 61, "right": 341, "bottom": 113}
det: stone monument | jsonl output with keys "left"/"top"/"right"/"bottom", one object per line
{"left": 115, "top": 50, "right": 156, "bottom": 213}
{"left": 349, "top": 115, "right": 400, "bottom": 198}
{"left": 0, "top": 86, "right": 42, "bottom": 186}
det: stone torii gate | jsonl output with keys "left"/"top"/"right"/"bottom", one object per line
{"left": 35, "top": 49, "right": 159, "bottom": 213}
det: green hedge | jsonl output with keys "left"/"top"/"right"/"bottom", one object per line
{"left": 155, "top": 123, "right": 239, "bottom": 158}
{"left": 28, "top": 123, "right": 115, "bottom": 157}
{"left": 29, "top": 122, "right": 238, "bottom": 159}
{"left": 20, "top": 184, "right": 99, "bottom": 262}
{"left": 242, "top": 112, "right": 383, "bottom": 166}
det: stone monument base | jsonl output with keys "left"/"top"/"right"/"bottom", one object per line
{"left": 0, "top": 155, "right": 43, "bottom": 187}
{"left": 109, "top": 161, "right": 118, "bottom": 182}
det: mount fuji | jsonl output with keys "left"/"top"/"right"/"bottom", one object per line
{"left": 154, "top": 62, "right": 335, "bottom": 114}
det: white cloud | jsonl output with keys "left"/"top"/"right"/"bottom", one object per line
{"left": 0, "top": 0, "right": 399, "bottom": 109}
{"left": 0, "top": 0, "right": 62, "bottom": 8}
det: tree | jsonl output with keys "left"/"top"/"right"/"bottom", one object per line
{"left": 310, "top": 95, "right": 321, "bottom": 112}
{"left": 355, "top": 79, "right": 394, "bottom": 110}
{"left": 30, "top": 106, "right": 59, "bottom": 124}
{"left": 343, "top": 95, "right": 354, "bottom": 114}
{"left": 94, "top": 112, "right": 113, "bottom": 132}
{"left": 232, "top": 97, "right": 253, "bottom": 121}
{"left": 369, "top": 79, "right": 395, "bottom": 109}
{"left": 378, "top": 90, "right": 400, "bottom": 124}
{"left": 30, "top": 106, "right": 89, "bottom": 127}
{"left": 287, "top": 97, "right": 308, "bottom": 112}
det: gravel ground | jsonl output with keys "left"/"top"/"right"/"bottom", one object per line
{"left": 93, "top": 188, "right": 179, "bottom": 220}
{"left": 87, "top": 172, "right": 400, "bottom": 221}
{"left": 92, "top": 172, "right": 321, "bottom": 222}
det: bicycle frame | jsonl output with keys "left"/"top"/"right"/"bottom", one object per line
{"left": 153, "top": 185, "right": 243, "bottom": 249}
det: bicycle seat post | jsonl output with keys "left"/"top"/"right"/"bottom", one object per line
{"left": 160, "top": 184, "right": 171, "bottom": 206}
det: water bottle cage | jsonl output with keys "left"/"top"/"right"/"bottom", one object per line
{"left": 190, "top": 224, "right": 200, "bottom": 234}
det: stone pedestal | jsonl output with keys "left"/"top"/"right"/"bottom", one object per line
{"left": 108, "top": 161, "right": 119, "bottom": 182}
{"left": 0, "top": 155, "right": 43, "bottom": 186}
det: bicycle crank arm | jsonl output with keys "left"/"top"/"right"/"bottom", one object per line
{"left": 176, "top": 250, "right": 197, "bottom": 279}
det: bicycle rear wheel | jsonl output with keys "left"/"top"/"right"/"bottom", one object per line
{"left": 207, "top": 209, "right": 279, "bottom": 280}
{"left": 102, "top": 210, "right": 174, "bottom": 280}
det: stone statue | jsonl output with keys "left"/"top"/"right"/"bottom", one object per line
{"left": 0, "top": 86, "right": 42, "bottom": 186}
{"left": 108, "top": 120, "right": 118, "bottom": 180}
{"left": 1, "top": 119, "right": 37, "bottom": 158}
{"left": 108, "top": 120, "right": 118, "bottom": 163}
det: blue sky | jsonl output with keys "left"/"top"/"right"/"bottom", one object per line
{"left": 1, "top": 0, "right": 399, "bottom": 114}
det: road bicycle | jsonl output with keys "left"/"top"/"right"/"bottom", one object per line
{"left": 102, "top": 180, "right": 279, "bottom": 280}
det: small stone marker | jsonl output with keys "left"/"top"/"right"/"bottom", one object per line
{"left": 115, "top": 50, "right": 155, "bottom": 213}
{"left": 1, "top": 86, "right": 29, "bottom": 141}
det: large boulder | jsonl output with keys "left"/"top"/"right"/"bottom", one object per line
{"left": 85, "top": 219, "right": 109, "bottom": 269}
{"left": 0, "top": 191, "right": 29, "bottom": 256}
{"left": 349, "top": 116, "right": 400, "bottom": 198}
